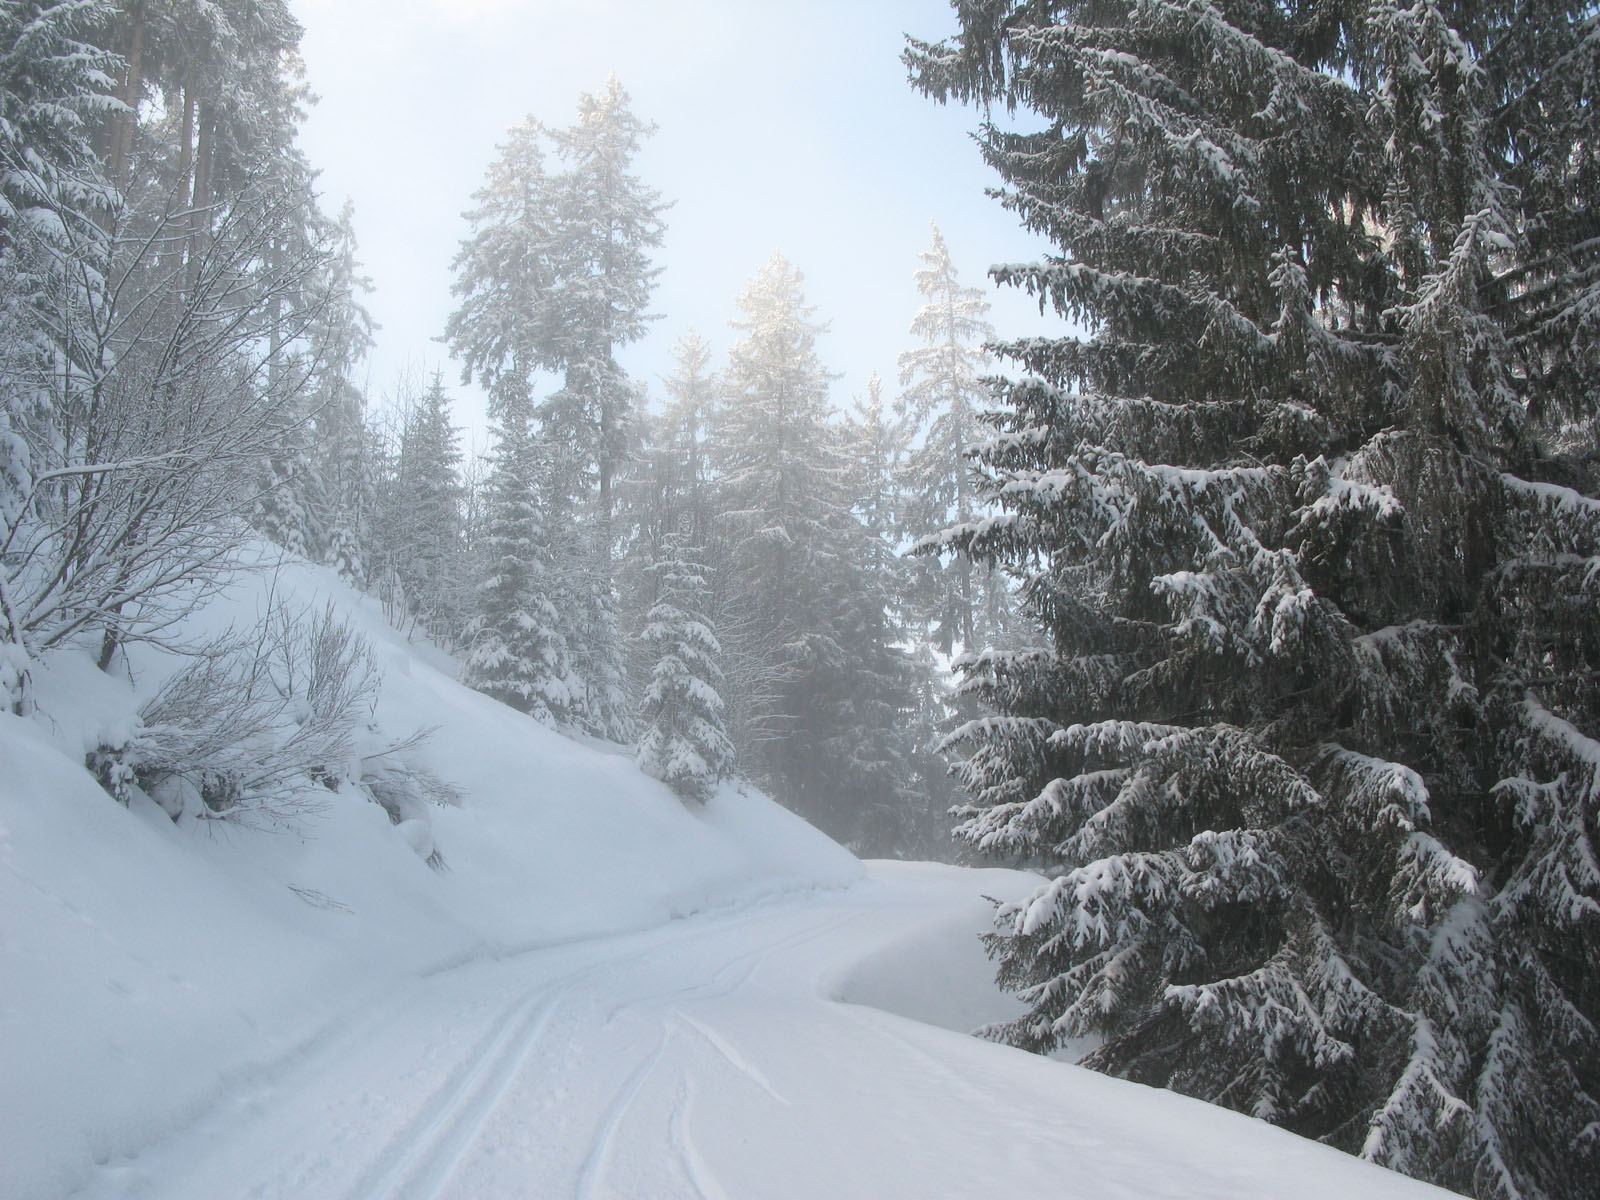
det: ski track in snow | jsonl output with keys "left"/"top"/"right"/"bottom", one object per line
{"left": 346, "top": 981, "right": 569, "bottom": 1200}
{"left": 63, "top": 872, "right": 1455, "bottom": 1200}
{"left": 574, "top": 1024, "right": 671, "bottom": 1200}
{"left": 673, "top": 1010, "right": 789, "bottom": 1106}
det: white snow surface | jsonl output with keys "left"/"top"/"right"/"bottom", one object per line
{"left": 2, "top": 554, "right": 1451, "bottom": 1198}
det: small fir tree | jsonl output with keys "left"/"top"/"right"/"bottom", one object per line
{"left": 459, "top": 383, "right": 572, "bottom": 725}
{"left": 380, "top": 372, "right": 465, "bottom": 641}
{"left": 636, "top": 533, "right": 734, "bottom": 804}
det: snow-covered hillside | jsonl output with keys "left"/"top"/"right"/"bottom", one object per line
{"left": 1, "top": 553, "right": 856, "bottom": 1198}
{"left": 3, "top": 555, "right": 1449, "bottom": 1198}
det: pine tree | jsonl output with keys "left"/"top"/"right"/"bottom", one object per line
{"left": 544, "top": 74, "right": 666, "bottom": 543}
{"left": 447, "top": 120, "right": 570, "bottom": 719}
{"left": 636, "top": 531, "right": 734, "bottom": 804}
{"left": 444, "top": 116, "right": 558, "bottom": 397}
{"left": 539, "top": 77, "right": 663, "bottom": 742}
{"left": 897, "top": 222, "right": 1010, "bottom": 655}
{"left": 834, "top": 373, "right": 942, "bottom": 853}
{"left": 708, "top": 255, "right": 934, "bottom": 848}
{"left": 308, "top": 201, "right": 375, "bottom": 586}
{"left": 0, "top": 0, "right": 117, "bottom": 516}
{"left": 250, "top": 394, "right": 317, "bottom": 559}
{"left": 459, "top": 382, "right": 572, "bottom": 725}
{"left": 714, "top": 253, "right": 846, "bottom": 650}
{"left": 618, "top": 332, "right": 721, "bottom": 750}
{"left": 632, "top": 330, "right": 717, "bottom": 555}
{"left": 396, "top": 373, "right": 465, "bottom": 640}
{"left": 910, "top": 2, "right": 1600, "bottom": 1196}
{"left": 367, "top": 372, "right": 466, "bottom": 642}
{"left": 845, "top": 373, "right": 908, "bottom": 594}
{"left": 710, "top": 253, "right": 851, "bottom": 780}
{"left": 447, "top": 84, "right": 665, "bottom": 742}
{"left": 0, "top": 1, "right": 116, "bottom": 257}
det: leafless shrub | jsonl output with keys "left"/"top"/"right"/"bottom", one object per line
{"left": 97, "top": 599, "right": 379, "bottom": 828}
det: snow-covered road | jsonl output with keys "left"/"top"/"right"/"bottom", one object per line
{"left": 69, "top": 864, "right": 1449, "bottom": 1200}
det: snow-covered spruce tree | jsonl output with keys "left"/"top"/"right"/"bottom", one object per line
{"left": 458, "top": 380, "right": 572, "bottom": 725}
{"left": 447, "top": 84, "right": 665, "bottom": 742}
{"left": 544, "top": 74, "right": 665, "bottom": 547}
{"left": 845, "top": 373, "right": 909, "bottom": 601}
{"left": 709, "top": 254, "right": 849, "bottom": 786}
{"left": 636, "top": 531, "right": 734, "bottom": 804}
{"left": 618, "top": 332, "right": 726, "bottom": 752}
{"left": 536, "top": 76, "right": 664, "bottom": 742}
{"left": 624, "top": 331, "right": 718, "bottom": 570}
{"left": 910, "top": 2, "right": 1599, "bottom": 1196}
{"left": 308, "top": 200, "right": 376, "bottom": 587}
{"left": 445, "top": 116, "right": 560, "bottom": 397}
{"left": 393, "top": 372, "right": 465, "bottom": 642}
{"left": 447, "top": 120, "right": 570, "bottom": 721}
{"left": 897, "top": 221, "right": 1013, "bottom": 655}
{"left": 708, "top": 256, "right": 932, "bottom": 850}
{"left": 250, "top": 390, "right": 319, "bottom": 560}
{"left": 835, "top": 373, "right": 948, "bottom": 855}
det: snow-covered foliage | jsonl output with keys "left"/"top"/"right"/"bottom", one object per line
{"left": 91, "top": 600, "right": 382, "bottom": 828}
{"left": 371, "top": 372, "right": 467, "bottom": 644}
{"left": 0, "top": 0, "right": 352, "bottom": 721}
{"left": 635, "top": 532, "right": 734, "bottom": 803}
{"left": 910, "top": 0, "right": 1600, "bottom": 1195}
{"left": 459, "top": 383, "right": 573, "bottom": 726}
{"left": 446, "top": 79, "right": 665, "bottom": 743}
{"left": 898, "top": 222, "right": 1014, "bottom": 655}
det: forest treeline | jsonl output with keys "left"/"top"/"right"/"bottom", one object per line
{"left": 0, "top": 2, "right": 1016, "bottom": 858}
{"left": 3, "top": 1, "right": 1599, "bottom": 1197}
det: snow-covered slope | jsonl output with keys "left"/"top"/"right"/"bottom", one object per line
{"left": 2, "top": 553, "right": 1450, "bottom": 1199}
{"left": 0, "top": 552, "right": 858, "bottom": 1199}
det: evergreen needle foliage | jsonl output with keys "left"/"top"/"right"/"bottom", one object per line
{"left": 636, "top": 532, "right": 734, "bottom": 804}
{"left": 910, "top": 0, "right": 1600, "bottom": 1195}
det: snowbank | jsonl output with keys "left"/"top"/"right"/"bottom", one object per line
{"left": 0, "top": 551, "right": 858, "bottom": 1199}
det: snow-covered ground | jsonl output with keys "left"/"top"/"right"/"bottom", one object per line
{"left": 2, "top": 555, "right": 1451, "bottom": 1198}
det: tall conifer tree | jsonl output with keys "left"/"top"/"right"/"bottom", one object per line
{"left": 309, "top": 201, "right": 375, "bottom": 585}
{"left": 390, "top": 373, "right": 465, "bottom": 641}
{"left": 911, "top": 2, "right": 1600, "bottom": 1195}
{"left": 446, "top": 83, "right": 664, "bottom": 742}
{"left": 897, "top": 222, "right": 1009, "bottom": 654}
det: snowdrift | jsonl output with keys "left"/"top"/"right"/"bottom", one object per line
{"left": 0, "top": 550, "right": 858, "bottom": 1199}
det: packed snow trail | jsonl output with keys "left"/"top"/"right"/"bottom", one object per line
{"left": 70, "top": 864, "right": 1449, "bottom": 1200}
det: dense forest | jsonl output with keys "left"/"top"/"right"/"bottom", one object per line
{"left": 2, "top": 1, "right": 1597, "bottom": 1196}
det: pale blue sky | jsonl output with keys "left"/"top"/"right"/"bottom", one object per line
{"left": 290, "top": 0, "right": 1060, "bottom": 444}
